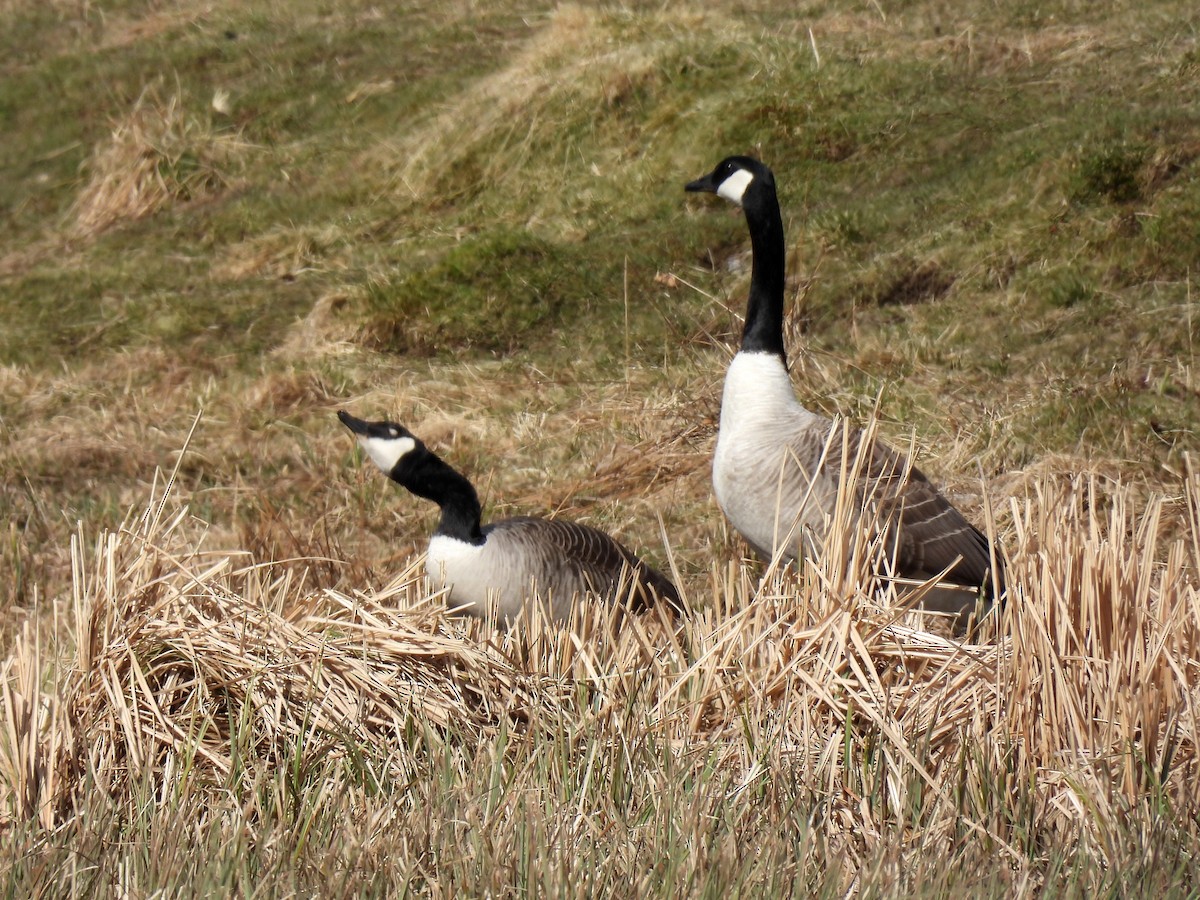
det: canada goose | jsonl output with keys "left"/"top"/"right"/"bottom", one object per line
{"left": 684, "top": 156, "right": 1003, "bottom": 621}
{"left": 338, "top": 410, "right": 681, "bottom": 622}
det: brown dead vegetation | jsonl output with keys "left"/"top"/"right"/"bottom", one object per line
{"left": 72, "top": 87, "right": 248, "bottom": 238}
{"left": 3, "top": 441, "right": 1199, "bottom": 884}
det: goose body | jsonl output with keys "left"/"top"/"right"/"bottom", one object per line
{"left": 338, "top": 410, "right": 680, "bottom": 622}
{"left": 686, "top": 156, "right": 1003, "bottom": 617}
{"left": 712, "top": 351, "right": 832, "bottom": 558}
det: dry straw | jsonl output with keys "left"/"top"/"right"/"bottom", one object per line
{"left": 2, "top": 429, "right": 1200, "bottom": 871}
{"left": 0, "top": 464, "right": 571, "bottom": 827}
{"left": 72, "top": 86, "right": 248, "bottom": 237}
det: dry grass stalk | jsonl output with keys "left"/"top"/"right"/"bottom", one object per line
{"left": 0, "top": 488, "right": 571, "bottom": 826}
{"left": 1003, "top": 472, "right": 1200, "bottom": 806}
{"left": 3, "top": 432, "right": 1200, "bottom": 875}
{"left": 0, "top": 622, "right": 69, "bottom": 829}
{"left": 72, "top": 87, "right": 247, "bottom": 237}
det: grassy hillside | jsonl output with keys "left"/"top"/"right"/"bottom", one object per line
{"left": 3, "top": 0, "right": 1200, "bottom": 895}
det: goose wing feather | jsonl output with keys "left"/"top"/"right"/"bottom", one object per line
{"left": 487, "top": 517, "right": 681, "bottom": 611}
{"left": 847, "top": 428, "right": 1002, "bottom": 594}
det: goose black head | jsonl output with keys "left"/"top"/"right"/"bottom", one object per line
{"left": 685, "top": 155, "right": 775, "bottom": 208}
{"left": 337, "top": 409, "right": 423, "bottom": 477}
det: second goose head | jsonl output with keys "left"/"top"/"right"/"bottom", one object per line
{"left": 338, "top": 409, "right": 422, "bottom": 479}
{"left": 337, "top": 409, "right": 484, "bottom": 543}
{"left": 685, "top": 155, "right": 776, "bottom": 210}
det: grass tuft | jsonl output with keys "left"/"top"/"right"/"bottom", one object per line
{"left": 1069, "top": 142, "right": 1148, "bottom": 205}
{"left": 360, "top": 229, "right": 609, "bottom": 357}
{"left": 71, "top": 85, "right": 248, "bottom": 237}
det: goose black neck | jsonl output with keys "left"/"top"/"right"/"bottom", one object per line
{"left": 740, "top": 188, "right": 788, "bottom": 362}
{"left": 391, "top": 451, "right": 484, "bottom": 545}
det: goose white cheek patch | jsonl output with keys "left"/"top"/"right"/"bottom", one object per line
{"left": 717, "top": 168, "right": 754, "bottom": 205}
{"left": 360, "top": 434, "right": 416, "bottom": 473}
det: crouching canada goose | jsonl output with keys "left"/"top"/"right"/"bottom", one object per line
{"left": 684, "top": 156, "right": 1004, "bottom": 622}
{"left": 338, "top": 410, "right": 681, "bottom": 622}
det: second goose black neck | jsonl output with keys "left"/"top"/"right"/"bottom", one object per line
{"left": 391, "top": 450, "right": 485, "bottom": 545}
{"left": 739, "top": 182, "right": 788, "bottom": 362}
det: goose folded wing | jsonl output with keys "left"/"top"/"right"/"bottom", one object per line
{"left": 844, "top": 436, "right": 999, "bottom": 595}
{"left": 887, "top": 472, "right": 999, "bottom": 593}
{"left": 499, "top": 517, "right": 679, "bottom": 610}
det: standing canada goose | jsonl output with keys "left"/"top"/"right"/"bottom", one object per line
{"left": 684, "top": 156, "right": 1003, "bottom": 620}
{"left": 338, "top": 410, "right": 681, "bottom": 622}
